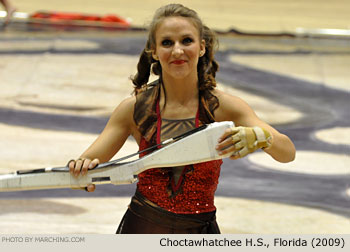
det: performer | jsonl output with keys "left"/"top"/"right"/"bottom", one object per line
{"left": 0, "top": 0, "right": 16, "bottom": 26}
{"left": 68, "top": 4, "right": 295, "bottom": 233}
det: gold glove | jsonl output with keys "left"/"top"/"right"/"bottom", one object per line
{"left": 231, "top": 126, "right": 272, "bottom": 158}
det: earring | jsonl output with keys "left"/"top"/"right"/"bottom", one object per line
{"left": 199, "top": 51, "right": 204, "bottom": 57}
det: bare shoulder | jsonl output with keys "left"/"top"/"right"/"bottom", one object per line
{"left": 109, "top": 96, "right": 138, "bottom": 133}
{"left": 213, "top": 89, "right": 247, "bottom": 106}
{"left": 111, "top": 96, "right": 136, "bottom": 118}
{"left": 212, "top": 89, "right": 255, "bottom": 122}
{"left": 117, "top": 95, "right": 136, "bottom": 111}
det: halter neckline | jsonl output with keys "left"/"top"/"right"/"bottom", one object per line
{"left": 156, "top": 98, "right": 200, "bottom": 146}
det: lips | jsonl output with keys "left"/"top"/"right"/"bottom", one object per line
{"left": 171, "top": 60, "right": 186, "bottom": 65}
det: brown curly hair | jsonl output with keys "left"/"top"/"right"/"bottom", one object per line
{"left": 132, "top": 4, "right": 219, "bottom": 94}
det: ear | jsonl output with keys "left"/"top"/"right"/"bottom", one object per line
{"left": 151, "top": 49, "right": 159, "bottom": 61}
{"left": 199, "top": 39, "right": 206, "bottom": 57}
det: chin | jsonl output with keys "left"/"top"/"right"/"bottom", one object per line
{"left": 170, "top": 69, "right": 193, "bottom": 78}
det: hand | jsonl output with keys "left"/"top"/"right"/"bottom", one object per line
{"left": 216, "top": 126, "right": 272, "bottom": 159}
{"left": 67, "top": 158, "right": 100, "bottom": 192}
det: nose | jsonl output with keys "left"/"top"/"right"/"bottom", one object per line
{"left": 172, "top": 42, "right": 184, "bottom": 57}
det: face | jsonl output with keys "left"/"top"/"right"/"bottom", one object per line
{"left": 152, "top": 16, "right": 205, "bottom": 81}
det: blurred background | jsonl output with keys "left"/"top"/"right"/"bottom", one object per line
{"left": 0, "top": 0, "right": 349, "bottom": 234}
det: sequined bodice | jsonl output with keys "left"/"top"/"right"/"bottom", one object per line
{"left": 136, "top": 114, "right": 222, "bottom": 214}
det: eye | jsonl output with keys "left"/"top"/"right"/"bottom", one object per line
{"left": 161, "top": 39, "right": 172, "bottom": 47}
{"left": 183, "top": 37, "right": 193, "bottom": 45}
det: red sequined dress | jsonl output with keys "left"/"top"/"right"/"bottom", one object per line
{"left": 136, "top": 85, "right": 222, "bottom": 214}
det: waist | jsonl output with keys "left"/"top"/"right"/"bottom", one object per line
{"left": 130, "top": 190, "right": 217, "bottom": 230}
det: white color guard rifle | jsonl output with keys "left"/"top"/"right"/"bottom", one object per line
{"left": 0, "top": 121, "right": 234, "bottom": 192}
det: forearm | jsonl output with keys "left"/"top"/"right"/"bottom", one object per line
{"left": 263, "top": 133, "right": 295, "bottom": 163}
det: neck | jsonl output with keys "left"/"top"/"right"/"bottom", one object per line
{"left": 161, "top": 73, "right": 199, "bottom": 106}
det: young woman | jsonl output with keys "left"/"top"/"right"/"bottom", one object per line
{"left": 68, "top": 4, "right": 295, "bottom": 234}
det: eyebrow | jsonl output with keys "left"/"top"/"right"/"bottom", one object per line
{"left": 159, "top": 33, "right": 195, "bottom": 40}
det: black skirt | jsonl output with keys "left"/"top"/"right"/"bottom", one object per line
{"left": 116, "top": 191, "right": 220, "bottom": 234}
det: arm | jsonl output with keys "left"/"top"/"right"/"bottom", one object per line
{"left": 214, "top": 90, "right": 295, "bottom": 163}
{"left": 68, "top": 96, "right": 138, "bottom": 189}
{"left": 80, "top": 96, "right": 136, "bottom": 163}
